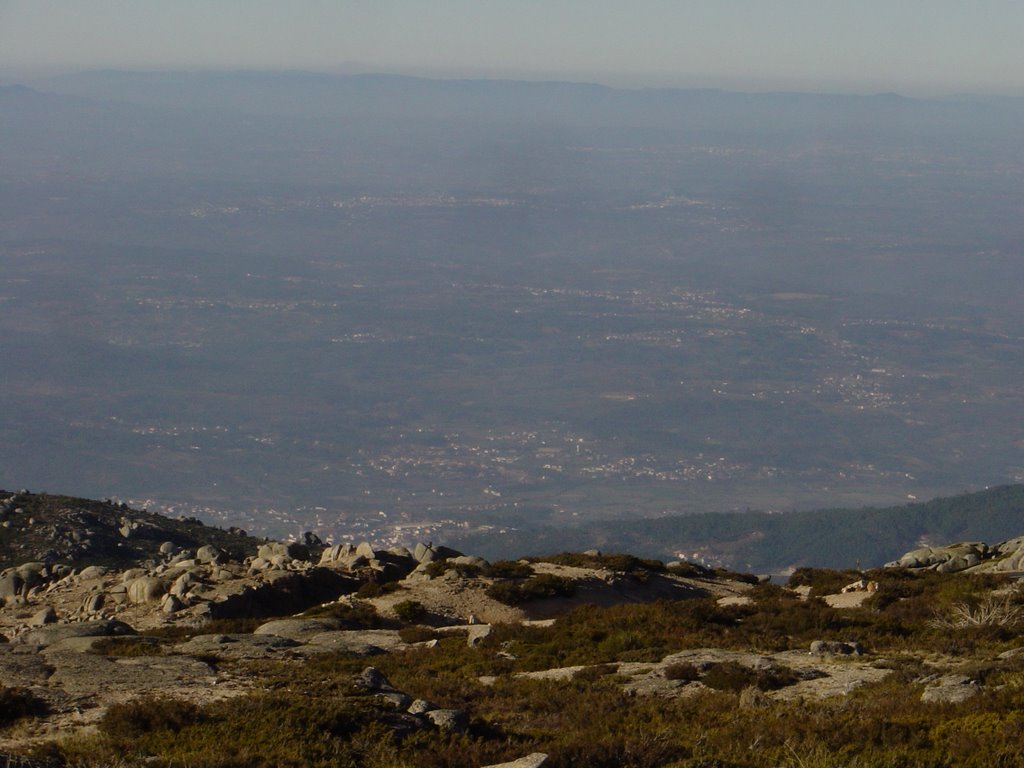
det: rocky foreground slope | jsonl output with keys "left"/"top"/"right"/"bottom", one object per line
{"left": 4, "top": 492, "right": 1024, "bottom": 767}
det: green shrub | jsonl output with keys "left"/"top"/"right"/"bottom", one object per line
{"left": 302, "top": 600, "right": 383, "bottom": 628}
{"left": 484, "top": 560, "right": 534, "bottom": 579}
{"left": 394, "top": 599, "right": 427, "bottom": 622}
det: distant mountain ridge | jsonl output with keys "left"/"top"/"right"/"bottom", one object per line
{"left": 450, "top": 485, "right": 1024, "bottom": 573}
{"left": 25, "top": 69, "right": 1024, "bottom": 142}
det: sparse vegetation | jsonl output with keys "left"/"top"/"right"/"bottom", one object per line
{"left": 9, "top": 532, "right": 1024, "bottom": 767}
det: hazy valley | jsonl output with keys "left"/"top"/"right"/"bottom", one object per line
{"left": 2, "top": 74, "right": 1023, "bottom": 561}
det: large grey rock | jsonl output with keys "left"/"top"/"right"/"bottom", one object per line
{"left": 45, "top": 652, "right": 214, "bottom": 696}
{"left": 921, "top": 674, "right": 981, "bottom": 704}
{"left": 30, "top": 606, "right": 58, "bottom": 626}
{"left": 14, "top": 619, "right": 136, "bottom": 648}
{"left": 376, "top": 690, "right": 413, "bottom": 708}
{"left": 407, "top": 698, "right": 436, "bottom": 715}
{"left": 258, "top": 541, "right": 311, "bottom": 562}
{"left": 161, "top": 593, "right": 184, "bottom": 614}
{"left": 482, "top": 754, "right": 549, "bottom": 768}
{"left": 0, "top": 644, "right": 56, "bottom": 686}
{"left": 468, "top": 624, "right": 493, "bottom": 647}
{"left": 307, "top": 629, "right": 405, "bottom": 653}
{"left": 0, "top": 572, "right": 25, "bottom": 600}
{"left": 355, "top": 542, "right": 377, "bottom": 560}
{"left": 356, "top": 666, "right": 392, "bottom": 691}
{"left": 174, "top": 633, "right": 300, "bottom": 660}
{"left": 127, "top": 576, "right": 169, "bottom": 604}
{"left": 78, "top": 565, "right": 108, "bottom": 580}
{"left": 253, "top": 617, "right": 345, "bottom": 641}
{"left": 319, "top": 543, "right": 354, "bottom": 565}
{"left": 886, "top": 543, "right": 988, "bottom": 572}
{"left": 809, "top": 640, "right": 863, "bottom": 656}
{"left": 196, "top": 545, "right": 227, "bottom": 564}
{"left": 46, "top": 635, "right": 162, "bottom": 655}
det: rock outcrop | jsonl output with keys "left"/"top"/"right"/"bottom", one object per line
{"left": 887, "top": 536, "right": 1024, "bottom": 574}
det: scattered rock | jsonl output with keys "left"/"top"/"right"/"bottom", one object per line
{"left": 468, "top": 624, "right": 493, "bottom": 647}
{"left": 921, "top": 674, "right": 981, "bottom": 704}
{"left": 14, "top": 619, "right": 136, "bottom": 648}
{"left": 196, "top": 544, "right": 227, "bottom": 564}
{"left": 127, "top": 576, "right": 169, "bottom": 604}
{"left": 424, "top": 708, "right": 468, "bottom": 733}
{"left": 407, "top": 698, "right": 436, "bottom": 715}
{"left": 30, "top": 606, "right": 58, "bottom": 626}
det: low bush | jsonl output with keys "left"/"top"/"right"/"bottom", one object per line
{"left": 484, "top": 560, "right": 534, "bottom": 579}
{"left": 486, "top": 574, "right": 576, "bottom": 606}
{"left": 0, "top": 686, "right": 49, "bottom": 728}
{"left": 355, "top": 579, "right": 401, "bottom": 599}
{"left": 424, "top": 559, "right": 485, "bottom": 579}
{"left": 663, "top": 662, "right": 701, "bottom": 682}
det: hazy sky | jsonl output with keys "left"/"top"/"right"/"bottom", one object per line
{"left": 2, "top": 0, "right": 1023, "bottom": 95}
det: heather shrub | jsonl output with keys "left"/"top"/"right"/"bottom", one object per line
{"left": 398, "top": 625, "right": 439, "bottom": 643}
{"left": 99, "top": 696, "right": 202, "bottom": 739}
{"left": 0, "top": 686, "right": 49, "bottom": 727}
{"left": 486, "top": 574, "right": 576, "bottom": 606}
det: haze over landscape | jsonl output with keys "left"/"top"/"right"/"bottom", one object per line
{"left": 2, "top": 2, "right": 1023, "bottom": 568}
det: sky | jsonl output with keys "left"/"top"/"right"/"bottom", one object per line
{"left": 2, "top": 0, "right": 1023, "bottom": 95}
